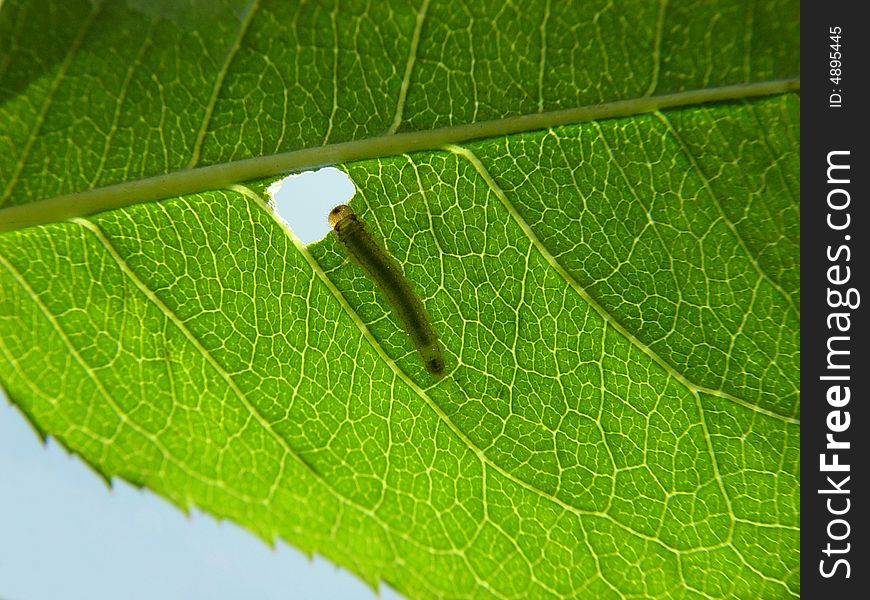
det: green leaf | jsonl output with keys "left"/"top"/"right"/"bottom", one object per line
{"left": 1, "top": 1, "right": 799, "bottom": 598}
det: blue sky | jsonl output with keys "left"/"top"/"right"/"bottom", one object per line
{"left": 0, "top": 169, "right": 405, "bottom": 600}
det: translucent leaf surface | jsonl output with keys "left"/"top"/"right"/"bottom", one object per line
{"left": 1, "top": 1, "right": 799, "bottom": 598}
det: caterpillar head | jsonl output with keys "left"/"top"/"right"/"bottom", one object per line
{"left": 328, "top": 204, "right": 356, "bottom": 229}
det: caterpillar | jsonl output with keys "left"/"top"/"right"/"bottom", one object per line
{"left": 328, "top": 204, "right": 445, "bottom": 377}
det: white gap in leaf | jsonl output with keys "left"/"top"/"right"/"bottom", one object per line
{"left": 266, "top": 167, "right": 356, "bottom": 244}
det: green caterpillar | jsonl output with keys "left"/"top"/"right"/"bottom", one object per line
{"left": 329, "top": 204, "right": 444, "bottom": 377}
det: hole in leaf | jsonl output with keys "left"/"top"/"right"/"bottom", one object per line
{"left": 266, "top": 167, "right": 355, "bottom": 244}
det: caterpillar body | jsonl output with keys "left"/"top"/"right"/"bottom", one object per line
{"left": 328, "top": 204, "right": 445, "bottom": 377}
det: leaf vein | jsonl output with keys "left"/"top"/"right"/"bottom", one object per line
{"left": 187, "top": 0, "right": 261, "bottom": 169}
{"left": 0, "top": 239, "right": 243, "bottom": 501}
{"left": 388, "top": 0, "right": 430, "bottom": 135}
{"left": 654, "top": 110, "right": 799, "bottom": 319}
{"left": 445, "top": 143, "right": 798, "bottom": 426}
{"left": 0, "top": 0, "right": 105, "bottom": 208}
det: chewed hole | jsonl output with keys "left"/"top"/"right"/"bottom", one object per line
{"left": 266, "top": 167, "right": 355, "bottom": 244}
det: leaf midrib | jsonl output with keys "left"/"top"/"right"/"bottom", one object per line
{"left": 0, "top": 78, "right": 799, "bottom": 234}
